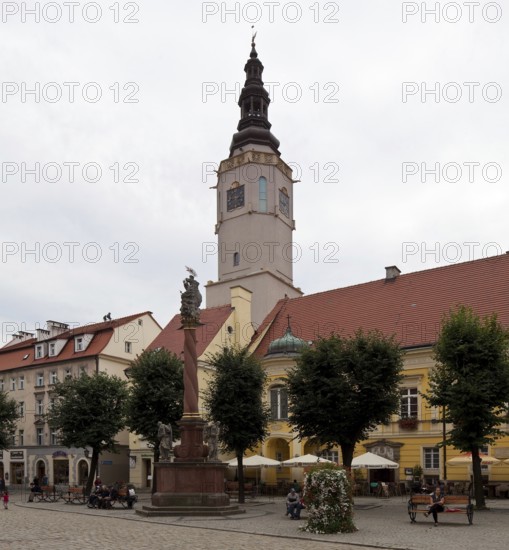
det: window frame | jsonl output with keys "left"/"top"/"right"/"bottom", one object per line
{"left": 423, "top": 447, "right": 440, "bottom": 470}
{"left": 400, "top": 387, "right": 418, "bottom": 419}
{"left": 270, "top": 385, "right": 289, "bottom": 421}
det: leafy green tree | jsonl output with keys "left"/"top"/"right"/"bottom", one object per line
{"left": 125, "top": 348, "right": 184, "bottom": 462}
{"left": 46, "top": 371, "right": 129, "bottom": 495}
{"left": 424, "top": 305, "right": 509, "bottom": 509}
{"left": 0, "top": 391, "right": 20, "bottom": 450}
{"left": 203, "top": 345, "right": 270, "bottom": 503}
{"left": 286, "top": 330, "right": 404, "bottom": 467}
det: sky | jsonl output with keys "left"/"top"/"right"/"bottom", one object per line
{"left": 1, "top": 1, "right": 508, "bottom": 343}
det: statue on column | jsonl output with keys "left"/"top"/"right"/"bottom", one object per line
{"left": 157, "top": 421, "right": 173, "bottom": 461}
{"left": 180, "top": 266, "right": 202, "bottom": 326}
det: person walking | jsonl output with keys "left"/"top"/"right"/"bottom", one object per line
{"left": 3, "top": 490, "right": 9, "bottom": 510}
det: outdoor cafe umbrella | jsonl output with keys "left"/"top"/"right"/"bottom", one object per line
{"left": 447, "top": 452, "right": 501, "bottom": 465}
{"left": 350, "top": 452, "right": 399, "bottom": 469}
{"left": 281, "top": 454, "right": 334, "bottom": 467}
{"left": 226, "top": 455, "right": 281, "bottom": 468}
{"left": 226, "top": 454, "right": 281, "bottom": 485}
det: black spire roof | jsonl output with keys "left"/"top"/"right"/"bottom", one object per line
{"left": 229, "top": 38, "right": 281, "bottom": 157}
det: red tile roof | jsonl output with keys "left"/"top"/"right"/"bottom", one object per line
{"left": 148, "top": 305, "right": 233, "bottom": 358}
{"left": 0, "top": 312, "right": 154, "bottom": 372}
{"left": 253, "top": 254, "right": 509, "bottom": 356}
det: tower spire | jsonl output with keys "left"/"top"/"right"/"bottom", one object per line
{"left": 229, "top": 31, "right": 280, "bottom": 157}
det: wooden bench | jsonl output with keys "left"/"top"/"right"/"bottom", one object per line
{"left": 408, "top": 494, "right": 474, "bottom": 524}
{"left": 31, "top": 485, "right": 61, "bottom": 502}
{"left": 63, "top": 487, "right": 87, "bottom": 504}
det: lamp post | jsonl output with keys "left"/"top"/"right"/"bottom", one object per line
{"left": 442, "top": 406, "right": 447, "bottom": 482}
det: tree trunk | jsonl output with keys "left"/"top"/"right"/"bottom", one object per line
{"left": 471, "top": 446, "right": 486, "bottom": 509}
{"left": 237, "top": 452, "right": 245, "bottom": 504}
{"left": 85, "top": 449, "right": 99, "bottom": 496}
{"left": 341, "top": 444, "right": 354, "bottom": 469}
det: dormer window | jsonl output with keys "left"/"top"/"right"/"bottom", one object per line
{"left": 35, "top": 344, "right": 44, "bottom": 359}
{"left": 49, "top": 343, "right": 56, "bottom": 356}
{"left": 75, "top": 337, "right": 84, "bottom": 352}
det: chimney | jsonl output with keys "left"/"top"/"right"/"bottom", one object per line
{"left": 385, "top": 266, "right": 401, "bottom": 281}
{"left": 3, "top": 331, "right": 35, "bottom": 347}
{"left": 46, "top": 320, "right": 69, "bottom": 338}
{"left": 36, "top": 328, "right": 50, "bottom": 342}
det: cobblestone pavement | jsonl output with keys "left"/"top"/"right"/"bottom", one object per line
{"left": 3, "top": 491, "right": 509, "bottom": 550}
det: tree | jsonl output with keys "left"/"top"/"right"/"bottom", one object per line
{"left": 203, "top": 345, "right": 270, "bottom": 503}
{"left": 424, "top": 305, "right": 509, "bottom": 509}
{"left": 125, "top": 348, "right": 184, "bottom": 462}
{"left": 0, "top": 391, "right": 20, "bottom": 450}
{"left": 286, "top": 330, "right": 404, "bottom": 468}
{"left": 46, "top": 371, "right": 129, "bottom": 495}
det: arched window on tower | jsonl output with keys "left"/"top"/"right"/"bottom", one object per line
{"left": 259, "top": 176, "right": 267, "bottom": 212}
{"left": 270, "top": 385, "right": 288, "bottom": 420}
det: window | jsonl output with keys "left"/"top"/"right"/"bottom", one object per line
{"left": 125, "top": 341, "right": 132, "bottom": 353}
{"left": 36, "top": 373, "right": 44, "bottom": 387}
{"left": 0, "top": 378, "right": 3, "bottom": 391}
{"left": 424, "top": 447, "right": 440, "bottom": 469}
{"left": 10, "top": 377, "right": 16, "bottom": 391}
{"left": 19, "top": 375, "right": 25, "bottom": 390}
{"left": 51, "top": 430, "right": 59, "bottom": 445}
{"left": 36, "top": 398, "right": 44, "bottom": 415}
{"left": 79, "top": 365, "right": 86, "bottom": 377}
{"left": 48, "top": 397, "right": 56, "bottom": 411}
{"left": 50, "top": 371, "right": 58, "bottom": 385}
{"left": 18, "top": 430, "right": 24, "bottom": 446}
{"left": 233, "top": 252, "right": 240, "bottom": 266}
{"left": 75, "top": 337, "right": 84, "bottom": 351}
{"left": 36, "top": 427, "right": 44, "bottom": 446}
{"left": 270, "top": 386, "right": 288, "bottom": 420}
{"left": 35, "top": 344, "right": 44, "bottom": 359}
{"left": 49, "top": 342, "right": 56, "bottom": 356}
{"left": 321, "top": 450, "right": 339, "bottom": 463}
{"left": 259, "top": 176, "right": 267, "bottom": 212}
{"left": 400, "top": 388, "right": 418, "bottom": 418}
{"left": 18, "top": 401, "right": 25, "bottom": 417}
{"left": 65, "top": 368, "right": 72, "bottom": 379}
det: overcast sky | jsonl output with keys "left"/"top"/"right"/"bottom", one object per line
{"left": 1, "top": 1, "right": 508, "bottom": 343}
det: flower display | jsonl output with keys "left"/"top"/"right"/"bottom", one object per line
{"left": 301, "top": 463, "right": 357, "bottom": 534}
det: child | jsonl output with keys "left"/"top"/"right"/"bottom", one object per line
{"left": 3, "top": 490, "right": 9, "bottom": 509}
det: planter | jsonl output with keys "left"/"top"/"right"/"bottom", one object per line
{"left": 398, "top": 417, "right": 419, "bottom": 430}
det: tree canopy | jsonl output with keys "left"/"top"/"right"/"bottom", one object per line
{"left": 46, "top": 371, "right": 129, "bottom": 494}
{"left": 286, "top": 330, "right": 404, "bottom": 467}
{"left": 425, "top": 305, "right": 509, "bottom": 508}
{"left": 0, "top": 391, "right": 20, "bottom": 450}
{"left": 125, "top": 348, "right": 184, "bottom": 461}
{"left": 203, "top": 345, "right": 270, "bottom": 503}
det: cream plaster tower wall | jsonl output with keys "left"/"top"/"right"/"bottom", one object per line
{"left": 206, "top": 39, "right": 302, "bottom": 328}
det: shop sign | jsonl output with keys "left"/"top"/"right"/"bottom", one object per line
{"left": 10, "top": 450, "right": 24, "bottom": 460}
{"left": 101, "top": 460, "right": 113, "bottom": 465}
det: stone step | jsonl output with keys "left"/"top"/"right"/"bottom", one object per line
{"left": 136, "top": 504, "right": 246, "bottom": 517}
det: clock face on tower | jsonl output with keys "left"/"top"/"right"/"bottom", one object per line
{"left": 227, "top": 185, "right": 245, "bottom": 211}
{"left": 279, "top": 188, "right": 289, "bottom": 217}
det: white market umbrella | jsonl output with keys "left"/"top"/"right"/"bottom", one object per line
{"left": 281, "top": 454, "right": 334, "bottom": 467}
{"left": 351, "top": 452, "right": 399, "bottom": 469}
{"left": 447, "top": 452, "right": 501, "bottom": 465}
{"left": 226, "top": 455, "right": 281, "bottom": 486}
{"left": 226, "top": 455, "right": 281, "bottom": 468}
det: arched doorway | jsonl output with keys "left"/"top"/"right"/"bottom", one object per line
{"left": 78, "top": 460, "right": 89, "bottom": 486}
{"left": 265, "top": 437, "right": 291, "bottom": 489}
{"left": 53, "top": 459, "right": 69, "bottom": 485}
{"left": 36, "top": 460, "right": 46, "bottom": 484}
